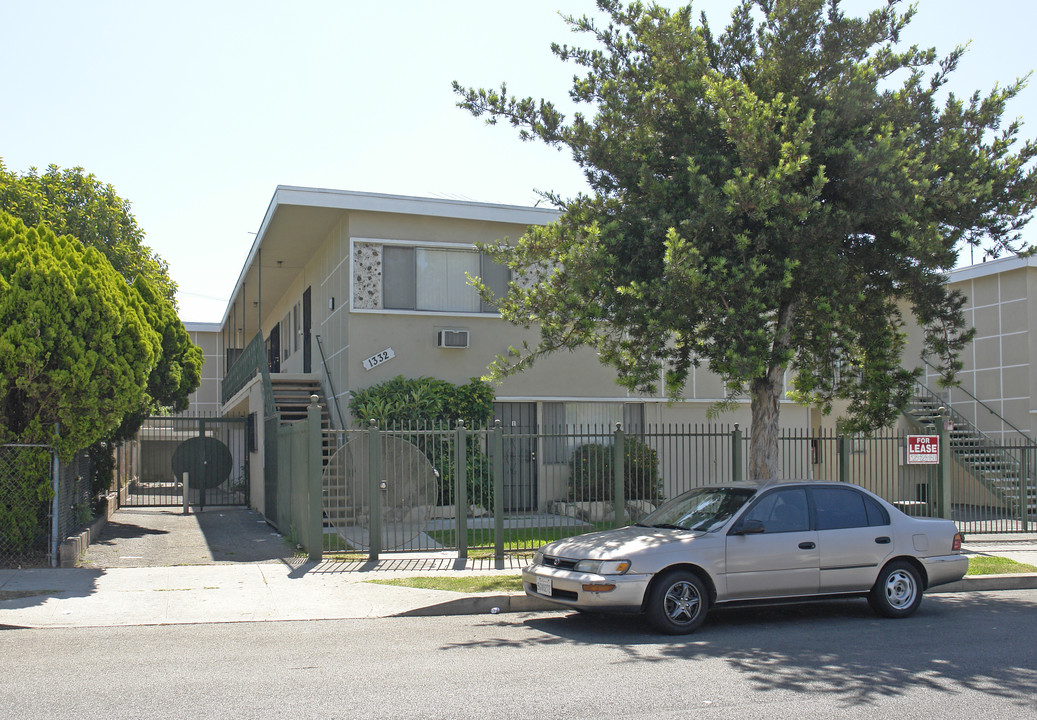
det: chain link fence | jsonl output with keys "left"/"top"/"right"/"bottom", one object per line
{"left": 55, "top": 449, "right": 93, "bottom": 552}
{"left": 1, "top": 443, "right": 93, "bottom": 568}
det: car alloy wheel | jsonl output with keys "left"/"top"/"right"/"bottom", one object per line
{"left": 646, "top": 570, "right": 710, "bottom": 635}
{"left": 868, "top": 560, "right": 923, "bottom": 618}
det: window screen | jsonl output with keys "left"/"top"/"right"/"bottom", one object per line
{"left": 416, "top": 248, "right": 480, "bottom": 312}
{"left": 479, "top": 253, "right": 511, "bottom": 312}
{"left": 383, "top": 246, "right": 416, "bottom": 309}
{"left": 382, "top": 245, "right": 496, "bottom": 313}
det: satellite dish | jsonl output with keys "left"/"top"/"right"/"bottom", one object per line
{"left": 322, "top": 434, "right": 439, "bottom": 551}
{"left": 171, "top": 436, "right": 234, "bottom": 511}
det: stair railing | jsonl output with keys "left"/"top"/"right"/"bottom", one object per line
{"left": 314, "top": 334, "right": 346, "bottom": 430}
{"left": 920, "top": 358, "right": 1035, "bottom": 445}
{"left": 908, "top": 379, "right": 1034, "bottom": 514}
{"left": 222, "top": 331, "right": 278, "bottom": 420}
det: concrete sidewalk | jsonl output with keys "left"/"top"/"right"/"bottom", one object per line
{"left": 0, "top": 557, "right": 549, "bottom": 629}
{"left": 3, "top": 548, "right": 1036, "bottom": 630}
{"left": 2, "top": 507, "right": 1035, "bottom": 630}
{"left": 2, "top": 506, "right": 552, "bottom": 629}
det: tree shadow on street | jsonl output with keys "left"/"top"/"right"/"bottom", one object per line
{"left": 445, "top": 593, "right": 1037, "bottom": 710}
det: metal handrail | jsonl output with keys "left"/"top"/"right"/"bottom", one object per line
{"left": 221, "top": 332, "right": 277, "bottom": 419}
{"left": 919, "top": 357, "right": 1035, "bottom": 445}
{"left": 909, "top": 381, "right": 1035, "bottom": 516}
{"left": 315, "top": 334, "right": 346, "bottom": 430}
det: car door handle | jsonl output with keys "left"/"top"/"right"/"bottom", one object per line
{"left": 875, "top": 536, "right": 891, "bottom": 544}
{"left": 798, "top": 542, "right": 816, "bottom": 550}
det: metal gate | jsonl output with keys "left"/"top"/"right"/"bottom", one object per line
{"left": 124, "top": 415, "right": 249, "bottom": 507}
{"left": 494, "top": 402, "right": 538, "bottom": 511}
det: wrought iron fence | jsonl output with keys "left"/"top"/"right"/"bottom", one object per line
{"left": 117, "top": 415, "right": 249, "bottom": 508}
{"left": 314, "top": 421, "right": 1035, "bottom": 561}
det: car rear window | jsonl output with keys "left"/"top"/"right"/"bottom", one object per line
{"left": 813, "top": 487, "right": 889, "bottom": 529}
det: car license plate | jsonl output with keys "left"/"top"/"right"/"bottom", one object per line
{"left": 536, "top": 576, "right": 552, "bottom": 596}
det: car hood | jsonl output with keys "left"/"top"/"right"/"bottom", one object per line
{"left": 541, "top": 525, "right": 708, "bottom": 560}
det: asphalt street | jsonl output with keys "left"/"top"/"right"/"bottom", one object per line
{"left": 3, "top": 590, "right": 1036, "bottom": 720}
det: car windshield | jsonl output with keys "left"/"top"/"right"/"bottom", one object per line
{"left": 638, "top": 487, "right": 756, "bottom": 532}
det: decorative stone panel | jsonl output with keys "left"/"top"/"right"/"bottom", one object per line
{"left": 353, "top": 242, "right": 381, "bottom": 309}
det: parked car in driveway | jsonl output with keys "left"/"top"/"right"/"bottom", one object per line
{"left": 523, "top": 480, "right": 967, "bottom": 634}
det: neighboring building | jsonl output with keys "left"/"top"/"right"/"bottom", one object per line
{"left": 914, "top": 256, "right": 1037, "bottom": 444}
{"left": 183, "top": 322, "right": 224, "bottom": 416}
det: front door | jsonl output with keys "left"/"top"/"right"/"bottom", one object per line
{"left": 268, "top": 324, "right": 280, "bottom": 373}
{"left": 725, "top": 487, "right": 819, "bottom": 599}
{"left": 302, "top": 287, "right": 312, "bottom": 373}
{"left": 494, "top": 402, "right": 537, "bottom": 512}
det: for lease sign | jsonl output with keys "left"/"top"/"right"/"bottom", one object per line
{"left": 906, "top": 435, "right": 940, "bottom": 464}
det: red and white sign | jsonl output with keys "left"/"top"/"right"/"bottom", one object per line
{"left": 906, "top": 435, "right": 940, "bottom": 464}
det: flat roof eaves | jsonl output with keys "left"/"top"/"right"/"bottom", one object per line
{"left": 272, "top": 186, "right": 562, "bottom": 225}
{"left": 948, "top": 254, "right": 1037, "bottom": 283}
{"left": 219, "top": 186, "right": 562, "bottom": 327}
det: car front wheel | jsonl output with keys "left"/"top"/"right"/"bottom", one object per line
{"left": 645, "top": 570, "right": 710, "bottom": 635}
{"left": 868, "top": 560, "right": 923, "bottom": 618}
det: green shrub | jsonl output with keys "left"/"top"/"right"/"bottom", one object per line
{"left": 348, "top": 375, "right": 493, "bottom": 429}
{"left": 568, "top": 444, "right": 614, "bottom": 502}
{"left": 568, "top": 437, "right": 661, "bottom": 503}
{"left": 348, "top": 376, "right": 495, "bottom": 508}
{"left": 0, "top": 447, "right": 52, "bottom": 554}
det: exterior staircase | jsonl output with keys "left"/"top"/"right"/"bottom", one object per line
{"left": 269, "top": 375, "right": 356, "bottom": 540}
{"left": 269, "top": 375, "right": 335, "bottom": 465}
{"left": 904, "top": 386, "right": 1037, "bottom": 516}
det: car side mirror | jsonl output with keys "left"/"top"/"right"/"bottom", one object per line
{"left": 732, "top": 518, "right": 765, "bottom": 535}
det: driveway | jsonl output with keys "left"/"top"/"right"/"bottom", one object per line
{"left": 79, "top": 506, "right": 294, "bottom": 568}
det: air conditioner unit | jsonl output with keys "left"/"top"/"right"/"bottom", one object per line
{"left": 437, "top": 329, "right": 470, "bottom": 349}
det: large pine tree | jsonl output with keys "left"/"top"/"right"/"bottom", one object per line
{"left": 455, "top": 0, "right": 1037, "bottom": 478}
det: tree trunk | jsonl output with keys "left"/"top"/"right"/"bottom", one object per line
{"left": 749, "top": 367, "right": 784, "bottom": 480}
{"left": 749, "top": 301, "right": 797, "bottom": 480}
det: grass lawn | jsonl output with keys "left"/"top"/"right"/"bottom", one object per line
{"left": 426, "top": 523, "right": 611, "bottom": 554}
{"left": 966, "top": 555, "right": 1037, "bottom": 576}
{"left": 366, "top": 554, "right": 1037, "bottom": 594}
{"left": 321, "top": 522, "right": 607, "bottom": 562}
{"left": 367, "top": 575, "right": 524, "bottom": 593}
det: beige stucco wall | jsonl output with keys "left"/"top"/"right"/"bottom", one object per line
{"left": 220, "top": 200, "right": 913, "bottom": 435}
{"left": 208, "top": 195, "right": 1037, "bottom": 516}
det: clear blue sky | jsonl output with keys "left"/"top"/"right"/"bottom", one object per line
{"left": 3, "top": 0, "right": 1035, "bottom": 322}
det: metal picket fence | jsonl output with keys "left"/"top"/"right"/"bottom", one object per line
{"left": 314, "top": 422, "right": 1036, "bottom": 562}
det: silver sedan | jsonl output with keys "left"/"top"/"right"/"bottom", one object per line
{"left": 523, "top": 480, "right": 968, "bottom": 634}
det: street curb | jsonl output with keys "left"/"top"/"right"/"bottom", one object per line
{"left": 395, "top": 593, "right": 558, "bottom": 617}
{"left": 929, "top": 573, "right": 1037, "bottom": 593}
{"left": 398, "top": 574, "right": 1037, "bottom": 616}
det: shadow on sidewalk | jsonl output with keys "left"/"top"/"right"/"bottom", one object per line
{"left": 80, "top": 506, "right": 294, "bottom": 568}
{"left": 0, "top": 568, "right": 103, "bottom": 623}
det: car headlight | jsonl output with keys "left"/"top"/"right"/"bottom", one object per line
{"left": 574, "top": 559, "right": 631, "bottom": 575}
{"left": 533, "top": 550, "right": 544, "bottom": 566}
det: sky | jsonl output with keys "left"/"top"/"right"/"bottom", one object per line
{"left": 3, "top": 0, "right": 1036, "bottom": 323}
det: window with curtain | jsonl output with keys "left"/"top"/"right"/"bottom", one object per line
{"left": 382, "top": 245, "right": 509, "bottom": 313}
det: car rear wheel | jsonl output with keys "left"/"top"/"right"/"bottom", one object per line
{"left": 868, "top": 560, "right": 923, "bottom": 618}
{"left": 645, "top": 570, "right": 710, "bottom": 635}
